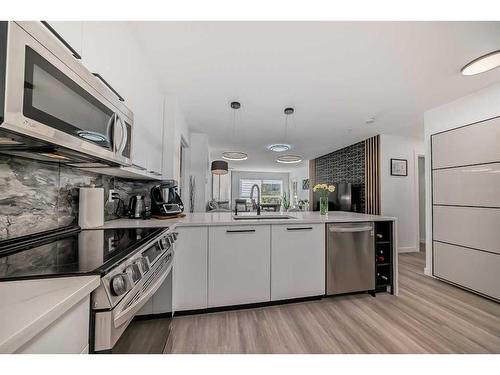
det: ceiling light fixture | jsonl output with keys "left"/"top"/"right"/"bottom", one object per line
{"left": 222, "top": 101, "right": 247, "bottom": 162}
{"left": 461, "top": 50, "right": 500, "bottom": 76}
{"left": 222, "top": 151, "right": 248, "bottom": 161}
{"left": 365, "top": 117, "right": 375, "bottom": 124}
{"left": 211, "top": 160, "right": 228, "bottom": 175}
{"left": 267, "top": 143, "right": 291, "bottom": 153}
{"left": 276, "top": 155, "right": 302, "bottom": 164}
{"left": 274, "top": 107, "right": 303, "bottom": 164}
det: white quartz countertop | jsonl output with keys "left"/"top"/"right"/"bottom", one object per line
{"left": 95, "top": 211, "right": 396, "bottom": 229}
{"left": 0, "top": 275, "right": 100, "bottom": 354}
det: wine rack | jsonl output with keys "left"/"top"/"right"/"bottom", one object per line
{"left": 374, "top": 221, "right": 393, "bottom": 293}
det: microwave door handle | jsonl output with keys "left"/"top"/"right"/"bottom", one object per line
{"left": 107, "top": 113, "right": 116, "bottom": 151}
{"left": 114, "top": 116, "right": 127, "bottom": 154}
{"left": 113, "top": 115, "right": 122, "bottom": 153}
{"left": 118, "top": 118, "right": 128, "bottom": 154}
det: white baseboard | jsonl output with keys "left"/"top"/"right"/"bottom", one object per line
{"left": 424, "top": 267, "right": 434, "bottom": 277}
{"left": 398, "top": 246, "right": 419, "bottom": 253}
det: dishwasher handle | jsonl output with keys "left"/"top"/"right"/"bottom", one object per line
{"left": 329, "top": 226, "right": 373, "bottom": 233}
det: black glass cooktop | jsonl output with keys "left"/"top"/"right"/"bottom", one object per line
{"left": 0, "top": 226, "right": 164, "bottom": 281}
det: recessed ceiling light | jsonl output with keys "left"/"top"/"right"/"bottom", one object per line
{"left": 222, "top": 151, "right": 248, "bottom": 161}
{"left": 461, "top": 50, "right": 500, "bottom": 76}
{"left": 365, "top": 117, "right": 375, "bottom": 124}
{"left": 267, "top": 144, "right": 291, "bottom": 153}
{"left": 276, "top": 154, "right": 302, "bottom": 164}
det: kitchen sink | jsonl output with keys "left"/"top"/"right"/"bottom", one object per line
{"left": 232, "top": 214, "right": 296, "bottom": 220}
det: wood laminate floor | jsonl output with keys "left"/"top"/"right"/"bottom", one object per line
{"left": 113, "top": 250, "right": 500, "bottom": 354}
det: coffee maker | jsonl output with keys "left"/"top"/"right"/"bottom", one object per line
{"left": 151, "top": 180, "right": 184, "bottom": 217}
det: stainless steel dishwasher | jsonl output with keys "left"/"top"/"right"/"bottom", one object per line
{"left": 326, "top": 222, "right": 375, "bottom": 295}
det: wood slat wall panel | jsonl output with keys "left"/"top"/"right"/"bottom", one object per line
{"left": 308, "top": 159, "right": 316, "bottom": 211}
{"left": 364, "top": 135, "right": 380, "bottom": 215}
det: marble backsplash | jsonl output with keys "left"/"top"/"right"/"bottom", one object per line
{"left": 0, "top": 155, "right": 158, "bottom": 240}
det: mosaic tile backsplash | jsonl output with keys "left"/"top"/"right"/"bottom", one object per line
{"left": 0, "top": 155, "right": 158, "bottom": 240}
{"left": 314, "top": 140, "right": 366, "bottom": 212}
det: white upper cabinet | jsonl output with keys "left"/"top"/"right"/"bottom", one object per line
{"left": 80, "top": 22, "right": 164, "bottom": 174}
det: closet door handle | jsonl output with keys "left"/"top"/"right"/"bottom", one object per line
{"left": 286, "top": 227, "right": 313, "bottom": 231}
{"left": 226, "top": 229, "right": 256, "bottom": 233}
{"left": 93, "top": 73, "right": 125, "bottom": 102}
{"left": 41, "top": 21, "right": 82, "bottom": 59}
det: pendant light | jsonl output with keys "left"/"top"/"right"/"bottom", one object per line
{"left": 275, "top": 107, "right": 302, "bottom": 164}
{"left": 222, "top": 102, "right": 248, "bottom": 161}
{"left": 461, "top": 50, "right": 500, "bottom": 76}
{"left": 211, "top": 160, "right": 228, "bottom": 203}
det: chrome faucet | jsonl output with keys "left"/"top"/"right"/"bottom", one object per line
{"left": 250, "top": 184, "right": 261, "bottom": 215}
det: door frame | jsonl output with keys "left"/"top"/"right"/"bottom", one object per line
{"left": 414, "top": 152, "right": 426, "bottom": 253}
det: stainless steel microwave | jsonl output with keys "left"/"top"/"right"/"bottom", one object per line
{"left": 0, "top": 21, "right": 133, "bottom": 167}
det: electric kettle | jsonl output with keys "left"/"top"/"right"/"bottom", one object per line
{"left": 128, "top": 195, "right": 146, "bottom": 219}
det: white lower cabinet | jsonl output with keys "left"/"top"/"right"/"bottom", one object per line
{"left": 271, "top": 224, "right": 325, "bottom": 301}
{"left": 173, "top": 227, "right": 209, "bottom": 311}
{"left": 16, "top": 296, "right": 90, "bottom": 354}
{"left": 208, "top": 225, "right": 271, "bottom": 307}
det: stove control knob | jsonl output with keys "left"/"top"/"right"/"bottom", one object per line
{"left": 125, "top": 264, "right": 142, "bottom": 283}
{"left": 172, "top": 232, "right": 178, "bottom": 241}
{"left": 137, "top": 257, "right": 150, "bottom": 274}
{"left": 159, "top": 237, "right": 168, "bottom": 249}
{"left": 110, "top": 274, "right": 129, "bottom": 296}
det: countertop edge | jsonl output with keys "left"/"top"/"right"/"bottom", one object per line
{"left": 93, "top": 213, "right": 397, "bottom": 230}
{"left": 0, "top": 275, "right": 100, "bottom": 354}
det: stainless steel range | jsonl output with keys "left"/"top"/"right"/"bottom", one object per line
{"left": 0, "top": 225, "right": 178, "bottom": 353}
{"left": 91, "top": 227, "right": 177, "bottom": 352}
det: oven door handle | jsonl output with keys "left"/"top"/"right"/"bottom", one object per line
{"left": 113, "top": 260, "right": 173, "bottom": 328}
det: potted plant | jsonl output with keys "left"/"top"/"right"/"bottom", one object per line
{"left": 282, "top": 192, "right": 290, "bottom": 211}
{"left": 313, "top": 184, "right": 335, "bottom": 215}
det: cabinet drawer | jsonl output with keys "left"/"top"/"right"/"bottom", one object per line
{"left": 431, "top": 116, "right": 500, "bottom": 169}
{"left": 433, "top": 206, "right": 500, "bottom": 255}
{"left": 432, "top": 163, "right": 500, "bottom": 207}
{"left": 208, "top": 225, "right": 270, "bottom": 307}
{"left": 433, "top": 241, "right": 500, "bottom": 300}
{"left": 271, "top": 224, "right": 325, "bottom": 300}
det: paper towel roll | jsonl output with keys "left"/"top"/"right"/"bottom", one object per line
{"left": 78, "top": 187, "right": 104, "bottom": 229}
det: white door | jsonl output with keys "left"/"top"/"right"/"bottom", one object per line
{"left": 208, "top": 225, "right": 271, "bottom": 307}
{"left": 271, "top": 224, "right": 325, "bottom": 300}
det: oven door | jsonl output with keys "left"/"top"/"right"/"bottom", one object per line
{"left": 1, "top": 22, "right": 132, "bottom": 166}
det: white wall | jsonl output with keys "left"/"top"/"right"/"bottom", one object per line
{"left": 189, "top": 133, "right": 210, "bottom": 212}
{"left": 423, "top": 81, "right": 500, "bottom": 276}
{"left": 380, "top": 134, "right": 424, "bottom": 253}
{"left": 162, "top": 95, "right": 190, "bottom": 183}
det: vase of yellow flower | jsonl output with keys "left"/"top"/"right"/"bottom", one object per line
{"left": 313, "top": 183, "right": 335, "bottom": 215}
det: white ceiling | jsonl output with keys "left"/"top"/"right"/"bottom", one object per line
{"left": 130, "top": 21, "right": 500, "bottom": 172}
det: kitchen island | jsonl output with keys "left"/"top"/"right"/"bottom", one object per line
{"left": 97, "top": 211, "right": 397, "bottom": 314}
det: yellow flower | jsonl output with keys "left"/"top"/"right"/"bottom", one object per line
{"left": 328, "top": 185, "right": 336, "bottom": 192}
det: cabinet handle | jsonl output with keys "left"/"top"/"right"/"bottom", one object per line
{"left": 41, "top": 21, "right": 82, "bottom": 59}
{"left": 226, "top": 229, "right": 256, "bottom": 233}
{"left": 286, "top": 227, "right": 313, "bottom": 231}
{"left": 92, "top": 73, "right": 125, "bottom": 102}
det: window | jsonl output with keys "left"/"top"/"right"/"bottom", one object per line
{"left": 239, "top": 179, "right": 283, "bottom": 204}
